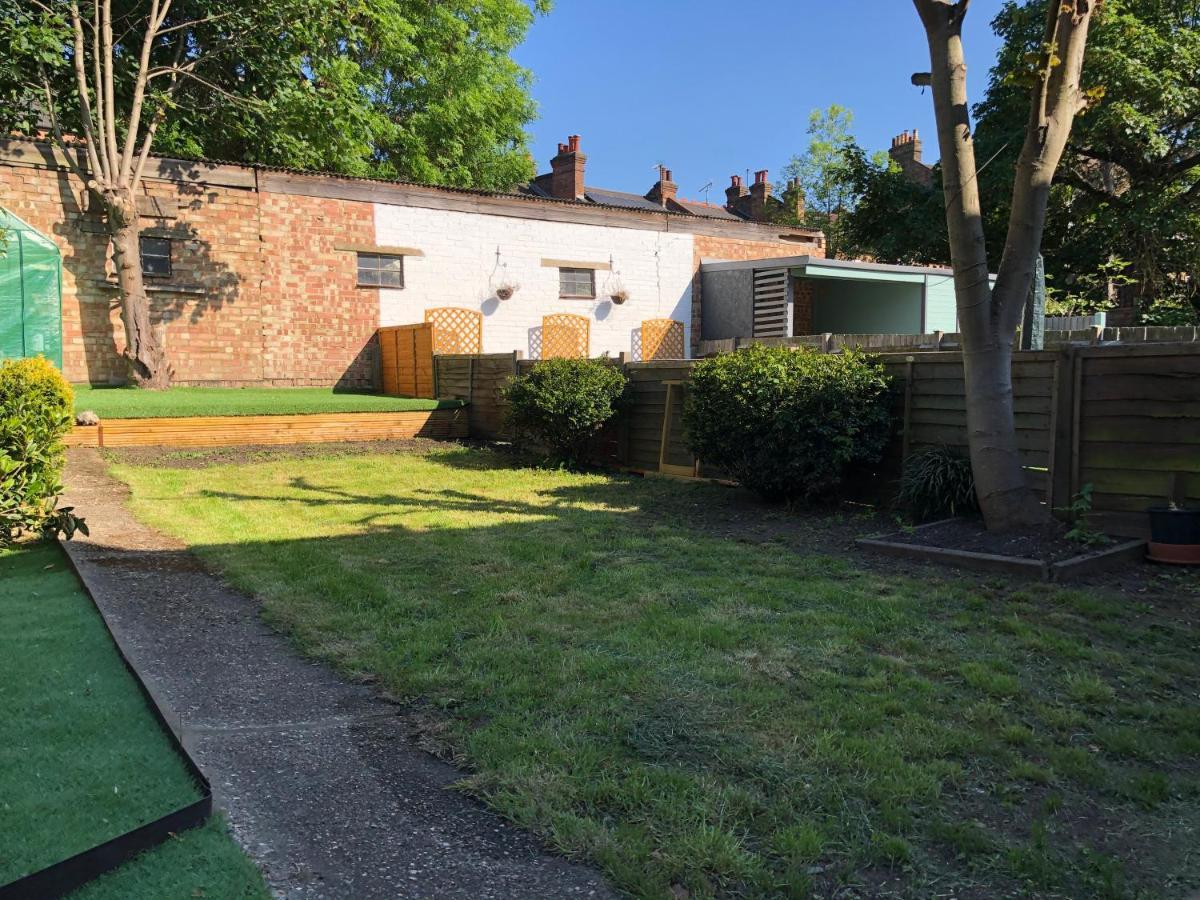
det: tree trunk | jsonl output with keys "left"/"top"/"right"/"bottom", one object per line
{"left": 961, "top": 340, "right": 1041, "bottom": 529}
{"left": 103, "top": 191, "right": 170, "bottom": 388}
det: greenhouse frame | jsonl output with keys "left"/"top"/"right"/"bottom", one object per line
{"left": 0, "top": 207, "right": 63, "bottom": 369}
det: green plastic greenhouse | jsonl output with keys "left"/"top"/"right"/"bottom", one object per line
{"left": 0, "top": 207, "right": 63, "bottom": 369}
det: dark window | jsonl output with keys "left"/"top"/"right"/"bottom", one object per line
{"left": 558, "top": 267, "right": 595, "bottom": 298}
{"left": 139, "top": 236, "right": 171, "bottom": 278}
{"left": 357, "top": 252, "right": 404, "bottom": 288}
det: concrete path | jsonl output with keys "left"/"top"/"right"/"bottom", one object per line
{"left": 61, "top": 449, "right": 612, "bottom": 900}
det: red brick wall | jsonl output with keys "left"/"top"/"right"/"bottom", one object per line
{"left": 259, "top": 193, "right": 378, "bottom": 387}
{"left": 792, "top": 277, "right": 815, "bottom": 335}
{"left": 0, "top": 158, "right": 378, "bottom": 386}
{"left": 691, "top": 234, "right": 824, "bottom": 353}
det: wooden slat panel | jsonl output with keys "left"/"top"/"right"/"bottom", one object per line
{"left": 83, "top": 410, "right": 466, "bottom": 447}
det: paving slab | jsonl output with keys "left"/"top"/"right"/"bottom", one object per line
{"left": 60, "top": 449, "right": 613, "bottom": 900}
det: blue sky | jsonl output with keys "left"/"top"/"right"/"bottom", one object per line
{"left": 514, "top": 0, "right": 1007, "bottom": 198}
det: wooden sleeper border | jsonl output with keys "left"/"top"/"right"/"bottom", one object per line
{"left": 857, "top": 519, "right": 1147, "bottom": 582}
{"left": 63, "top": 408, "right": 467, "bottom": 449}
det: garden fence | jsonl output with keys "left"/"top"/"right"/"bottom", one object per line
{"left": 433, "top": 343, "right": 1200, "bottom": 538}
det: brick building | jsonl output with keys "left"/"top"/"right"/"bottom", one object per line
{"left": 0, "top": 136, "right": 821, "bottom": 386}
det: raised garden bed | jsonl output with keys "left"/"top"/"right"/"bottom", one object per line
{"left": 858, "top": 517, "right": 1146, "bottom": 581}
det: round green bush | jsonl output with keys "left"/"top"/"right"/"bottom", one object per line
{"left": 503, "top": 357, "right": 628, "bottom": 466}
{"left": 0, "top": 357, "right": 83, "bottom": 544}
{"left": 683, "top": 345, "right": 892, "bottom": 501}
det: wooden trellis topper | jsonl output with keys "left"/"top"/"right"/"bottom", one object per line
{"left": 641, "top": 318, "right": 685, "bottom": 361}
{"left": 541, "top": 313, "right": 590, "bottom": 359}
{"left": 425, "top": 307, "right": 483, "bottom": 355}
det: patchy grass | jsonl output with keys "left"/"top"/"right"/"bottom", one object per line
{"left": 0, "top": 542, "right": 266, "bottom": 898}
{"left": 73, "top": 385, "right": 458, "bottom": 419}
{"left": 111, "top": 446, "right": 1200, "bottom": 898}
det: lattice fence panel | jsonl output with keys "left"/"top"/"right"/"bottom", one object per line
{"left": 541, "top": 314, "right": 590, "bottom": 359}
{"left": 640, "top": 319, "right": 685, "bottom": 361}
{"left": 425, "top": 307, "right": 483, "bottom": 355}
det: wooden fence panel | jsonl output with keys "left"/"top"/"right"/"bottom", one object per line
{"left": 377, "top": 324, "right": 434, "bottom": 398}
{"left": 442, "top": 343, "right": 1200, "bottom": 538}
{"left": 1072, "top": 345, "right": 1200, "bottom": 536}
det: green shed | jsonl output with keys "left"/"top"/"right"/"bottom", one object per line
{"left": 0, "top": 208, "right": 63, "bottom": 369}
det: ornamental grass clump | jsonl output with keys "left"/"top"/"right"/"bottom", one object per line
{"left": 897, "top": 445, "right": 979, "bottom": 522}
{"left": 683, "top": 345, "right": 892, "bottom": 501}
{"left": 503, "top": 357, "right": 628, "bottom": 467}
{"left": 0, "top": 357, "right": 86, "bottom": 545}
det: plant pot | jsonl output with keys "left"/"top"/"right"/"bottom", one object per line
{"left": 1146, "top": 506, "right": 1200, "bottom": 565}
{"left": 495, "top": 287, "right": 514, "bottom": 301}
{"left": 610, "top": 294, "right": 627, "bottom": 305}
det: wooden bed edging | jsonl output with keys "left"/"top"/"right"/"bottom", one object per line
{"left": 63, "top": 408, "right": 467, "bottom": 448}
{"left": 857, "top": 527, "right": 1147, "bottom": 582}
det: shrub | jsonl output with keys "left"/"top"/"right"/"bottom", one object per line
{"left": 897, "top": 445, "right": 978, "bottom": 521}
{"left": 0, "top": 357, "right": 86, "bottom": 545}
{"left": 683, "top": 345, "right": 892, "bottom": 501}
{"left": 503, "top": 357, "right": 628, "bottom": 466}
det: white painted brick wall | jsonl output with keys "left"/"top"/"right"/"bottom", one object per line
{"left": 374, "top": 203, "right": 694, "bottom": 359}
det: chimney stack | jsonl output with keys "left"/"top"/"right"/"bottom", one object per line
{"left": 725, "top": 174, "right": 748, "bottom": 210}
{"left": 645, "top": 164, "right": 678, "bottom": 207}
{"left": 748, "top": 169, "right": 772, "bottom": 221}
{"left": 550, "top": 134, "right": 586, "bottom": 200}
{"left": 889, "top": 129, "right": 933, "bottom": 188}
{"left": 786, "top": 177, "right": 805, "bottom": 221}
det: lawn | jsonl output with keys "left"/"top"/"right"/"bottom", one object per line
{"left": 0, "top": 542, "right": 267, "bottom": 899}
{"left": 110, "top": 446, "right": 1200, "bottom": 898}
{"left": 73, "top": 385, "right": 458, "bottom": 419}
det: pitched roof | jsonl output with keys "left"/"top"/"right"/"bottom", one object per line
{"left": 670, "top": 199, "right": 742, "bottom": 221}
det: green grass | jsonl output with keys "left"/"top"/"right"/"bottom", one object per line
{"left": 73, "top": 385, "right": 459, "bottom": 419}
{"left": 110, "top": 447, "right": 1200, "bottom": 898}
{"left": 0, "top": 542, "right": 266, "bottom": 898}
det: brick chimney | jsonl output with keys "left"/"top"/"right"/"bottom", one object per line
{"left": 889, "top": 130, "right": 933, "bottom": 188}
{"left": 748, "top": 169, "right": 771, "bottom": 221}
{"left": 785, "top": 177, "right": 805, "bottom": 221}
{"left": 645, "top": 164, "right": 678, "bottom": 208}
{"left": 724, "top": 174, "right": 748, "bottom": 211}
{"left": 550, "top": 134, "right": 586, "bottom": 200}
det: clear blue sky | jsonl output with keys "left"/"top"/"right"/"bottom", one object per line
{"left": 514, "top": 0, "right": 1007, "bottom": 199}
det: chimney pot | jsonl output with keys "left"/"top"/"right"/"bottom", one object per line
{"left": 568, "top": 134, "right": 580, "bottom": 152}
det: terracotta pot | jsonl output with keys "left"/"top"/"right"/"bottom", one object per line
{"left": 1147, "top": 507, "right": 1200, "bottom": 565}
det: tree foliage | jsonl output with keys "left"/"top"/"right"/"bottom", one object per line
{"left": 780, "top": 105, "right": 884, "bottom": 258}
{"left": 839, "top": 142, "right": 950, "bottom": 265}
{"left": 0, "top": 0, "right": 550, "bottom": 190}
{"left": 976, "top": 0, "right": 1200, "bottom": 323}
{"left": 845, "top": 0, "right": 1199, "bottom": 324}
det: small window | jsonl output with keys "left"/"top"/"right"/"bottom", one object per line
{"left": 558, "top": 267, "right": 595, "bottom": 299}
{"left": 357, "top": 253, "right": 404, "bottom": 288}
{"left": 139, "top": 236, "right": 171, "bottom": 278}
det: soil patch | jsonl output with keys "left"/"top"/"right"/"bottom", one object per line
{"left": 888, "top": 518, "right": 1094, "bottom": 563}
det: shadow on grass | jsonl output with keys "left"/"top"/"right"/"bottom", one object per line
{"left": 107, "top": 447, "right": 1200, "bottom": 899}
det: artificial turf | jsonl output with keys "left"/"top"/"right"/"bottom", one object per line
{"left": 0, "top": 542, "right": 266, "bottom": 898}
{"left": 111, "top": 446, "right": 1200, "bottom": 898}
{"left": 73, "top": 385, "right": 458, "bottom": 419}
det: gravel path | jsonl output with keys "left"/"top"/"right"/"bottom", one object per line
{"left": 61, "top": 449, "right": 612, "bottom": 900}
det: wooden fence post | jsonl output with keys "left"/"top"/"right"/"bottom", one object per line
{"left": 901, "top": 356, "right": 915, "bottom": 462}
{"left": 1047, "top": 346, "right": 1080, "bottom": 516}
